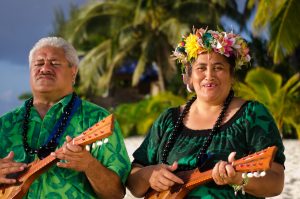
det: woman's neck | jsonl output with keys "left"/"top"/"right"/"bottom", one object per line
{"left": 193, "top": 98, "right": 223, "bottom": 115}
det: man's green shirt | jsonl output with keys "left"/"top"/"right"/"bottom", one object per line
{"left": 0, "top": 94, "right": 131, "bottom": 199}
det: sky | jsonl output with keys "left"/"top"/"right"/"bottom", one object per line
{"left": 0, "top": 0, "right": 86, "bottom": 115}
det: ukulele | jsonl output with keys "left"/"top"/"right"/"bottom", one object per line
{"left": 0, "top": 114, "right": 114, "bottom": 199}
{"left": 145, "top": 146, "right": 278, "bottom": 199}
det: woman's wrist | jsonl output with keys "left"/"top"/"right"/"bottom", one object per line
{"left": 230, "top": 174, "right": 249, "bottom": 195}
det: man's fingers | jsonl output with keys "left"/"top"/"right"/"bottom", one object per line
{"left": 0, "top": 164, "right": 26, "bottom": 184}
{"left": 66, "top": 143, "right": 83, "bottom": 153}
{"left": 2, "top": 151, "right": 14, "bottom": 161}
{"left": 0, "top": 177, "right": 17, "bottom": 184}
{"left": 0, "top": 162, "right": 27, "bottom": 172}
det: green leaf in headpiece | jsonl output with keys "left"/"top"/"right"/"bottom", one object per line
{"left": 202, "top": 32, "right": 213, "bottom": 50}
{"left": 176, "top": 46, "right": 186, "bottom": 54}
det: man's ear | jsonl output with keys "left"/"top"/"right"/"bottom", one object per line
{"left": 72, "top": 66, "right": 78, "bottom": 78}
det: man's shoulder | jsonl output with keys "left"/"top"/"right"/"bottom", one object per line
{"left": 0, "top": 105, "right": 25, "bottom": 132}
{"left": 80, "top": 99, "right": 110, "bottom": 115}
{"left": 0, "top": 105, "right": 24, "bottom": 121}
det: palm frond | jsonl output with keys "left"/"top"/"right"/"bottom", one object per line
{"left": 252, "top": 0, "right": 300, "bottom": 63}
{"left": 269, "top": 0, "right": 300, "bottom": 63}
{"left": 282, "top": 73, "right": 300, "bottom": 94}
{"left": 252, "top": 0, "right": 287, "bottom": 29}
{"left": 244, "top": 67, "right": 282, "bottom": 102}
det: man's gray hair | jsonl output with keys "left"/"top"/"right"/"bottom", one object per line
{"left": 28, "top": 37, "right": 79, "bottom": 67}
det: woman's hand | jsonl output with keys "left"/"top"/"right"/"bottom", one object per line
{"left": 51, "top": 136, "right": 94, "bottom": 172}
{"left": 212, "top": 152, "right": 242, "bottom": 185}
{"left": 0, "top": 151, "right": 27, "bottom": 184}
{"left": 148, "top": 162, "right": 184, "bottom": 192}
{"left": 127, "top": 162, "right": 184, "bottom": 197}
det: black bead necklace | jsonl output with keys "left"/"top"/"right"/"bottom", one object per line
{"left": 22, "top": 93, "right": 77, "bottom": 159}
{"left": 161, "top": 90, "right": 234, "bottom": 170}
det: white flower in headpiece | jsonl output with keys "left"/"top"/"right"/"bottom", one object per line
{"left": 216, "top": 41, "right": 222, "bottom": 49}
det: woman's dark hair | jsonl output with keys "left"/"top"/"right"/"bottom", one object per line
{"left": 225, "top": 56, "right": 236, "bottom": 75}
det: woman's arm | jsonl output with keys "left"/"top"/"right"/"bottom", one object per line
{"left": 243, "top": 162, "right": 284, "bottom": 197}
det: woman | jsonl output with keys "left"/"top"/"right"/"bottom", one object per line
{"left": 126, "top": 27, "right": 285, "bottom": 198}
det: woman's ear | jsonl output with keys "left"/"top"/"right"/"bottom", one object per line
{"left": 182, "top": 73, "right": 189, "bottom": 85}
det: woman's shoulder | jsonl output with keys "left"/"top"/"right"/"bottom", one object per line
{"left": 240, "top": 99, "right": 271, "bottom": 114}
{"left": 229, "top": 98, "right": 274, "bottom": 122}
{"left": 155, "top": 106, "right": 179, "bottom": 123}
{"left": 231, "top": 98, "right": 268, "bottom": 111}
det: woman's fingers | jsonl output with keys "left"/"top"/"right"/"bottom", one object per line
{"left": 149, "top": 163, "right": 184, "bottom": 191}
{"left": 162, "top": 171, "right": 184, "bottom": 185}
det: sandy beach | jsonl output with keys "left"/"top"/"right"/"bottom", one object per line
{"left": 123, "top": 137, "right": 300, "bottom": 199}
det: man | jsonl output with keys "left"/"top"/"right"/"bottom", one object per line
{"left": 0, "top": 37, "right": 131, "bottom": 198}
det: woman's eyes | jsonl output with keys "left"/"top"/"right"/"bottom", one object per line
{"left": 195, "top": 65, "right": 224, "bottom": 71}
{"left": 214, "top": 65, "right": 224, "bottom": 70}
{"left": 196, "top": 66, "right": 206, "bottom": 70}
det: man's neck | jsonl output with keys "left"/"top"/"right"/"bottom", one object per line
{"left": 32, "top": 91, "right": 72, "bottom": 119}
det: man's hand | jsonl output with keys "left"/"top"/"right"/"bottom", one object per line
{"left": 0, "top": 151, "right": 27, "bottom": 184}
{"left": 51, "top": 136, "right": 94, "bottom": 172}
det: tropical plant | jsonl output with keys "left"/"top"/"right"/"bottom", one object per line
{"left": 113, "top": 92, "right": 186, "bottom": 137}
{"left": 249, "top": 0, "right": 300, "bottom": 64}
{"left": 56, "top": 0, "right": 244, "bottom": 97}
{"left": 234, "top": 67, "right": 300, "bottom": 138}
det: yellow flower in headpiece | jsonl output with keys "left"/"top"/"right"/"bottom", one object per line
{"left": 184, "top": 34, "right": 200, "bottom": 61}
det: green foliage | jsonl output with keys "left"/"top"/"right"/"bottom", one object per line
{"left": 234, "top": 67, "right": 300, "bottom": 138}
{"left": 113, "top": 92, "right": 186, "bottom": 137}
{"left": 251, "top": 0, "right": 300, "bottom": 64}
{"left": 18, "top": 92, "right": 32, "bottom": 100}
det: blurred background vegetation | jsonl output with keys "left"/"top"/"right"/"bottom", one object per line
{"left": 49, "top": 0, "right": 299, "bottom": 138}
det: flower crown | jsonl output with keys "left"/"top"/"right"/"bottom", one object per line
{"left": 173, "top": 27, "right": 251, "bottom": 70}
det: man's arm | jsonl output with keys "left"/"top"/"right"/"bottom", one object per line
{"left": 84, "top": 157, "right": 125, "bottom": 198}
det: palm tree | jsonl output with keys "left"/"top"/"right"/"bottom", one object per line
{"left": 235, "top": 67, "right": 300, "bottom": 138}
{"left": 250, "top": 0, "right": 300, "bottom": 64}
{"left": 56, "top": 0, "right": 243, "bottom": 97}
